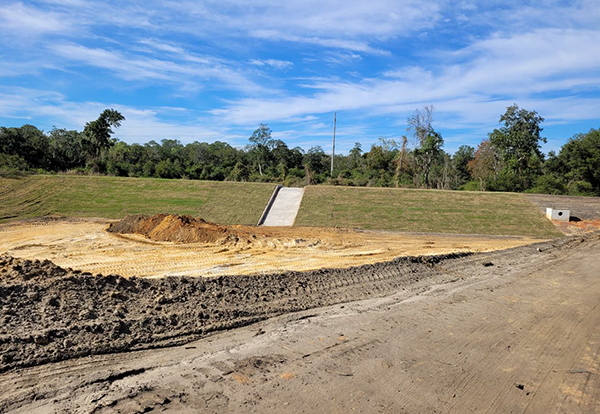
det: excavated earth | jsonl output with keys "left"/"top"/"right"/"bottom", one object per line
{"left": 106, "top": 214, "right": 248, "bottom": 244}
{"left": 0, "top": 233, "right": 590, "bottom": 374}
{"left": 0, "top": 216, "right": 544, "bottom": 278}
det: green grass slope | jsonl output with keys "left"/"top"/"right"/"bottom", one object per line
{"left": 295, "top": 186, "right": 563, "bottom": 238}
{"left": 0, "top": 175, "right": 276, "bottom": 225}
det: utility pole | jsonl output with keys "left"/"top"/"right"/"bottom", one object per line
{"left": 331, "top": 112, "right": 336, "bottom": 176}
{"left": 395, "top": 135, "right": 408, "bottom": 188}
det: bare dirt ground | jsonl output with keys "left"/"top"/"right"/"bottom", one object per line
{"left": 0, "top": 233, "right": 598, "bottom": 413}
{"left": 0, "top": 217, "right": 541, "bottom": 278}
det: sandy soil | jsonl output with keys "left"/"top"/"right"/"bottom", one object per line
{"left": 0, "top": 218, "right": 542, "bottom": 278}
{"left": 1, "top": 233, "right": 598, "bottom": 413}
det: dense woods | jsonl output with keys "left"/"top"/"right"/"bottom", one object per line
{"left": 1, "top": 106, "right": 598, "bottom": 196}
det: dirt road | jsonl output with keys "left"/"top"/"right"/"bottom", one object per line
{"left": 1, "top": 234, "right": 598, "bottom": 413}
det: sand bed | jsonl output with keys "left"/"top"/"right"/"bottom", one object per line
{"left": 0, "top": 216, "right": 543, "bottom": 278}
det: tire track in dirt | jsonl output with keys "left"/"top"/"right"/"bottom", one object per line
{"left": 522, "top": 300, "right": 600, "bottom": 413}
{"left": 386, "top": 239, "right": 600, "bottom": 413}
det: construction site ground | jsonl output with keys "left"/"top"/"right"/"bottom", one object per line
{"left": 1, "top": 232, "right": 598, "bottom": 413}
{"left": 1, "top": 204, "right": 599, "bottom": 413}
{"left": 0, "top": 217, "right": 543, "bottom": 278}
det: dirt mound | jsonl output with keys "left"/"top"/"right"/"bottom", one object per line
{"left": 0, "top": 234, "right": 591, "bottom": 372}
{"left": 107, "top": 214, "right": 244, "bottom": 243}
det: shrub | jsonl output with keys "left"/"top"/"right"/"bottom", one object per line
{"left": 283, "top": 176, "right": 305, "bottom": 187}
{"left": 0, "top": 153, "right": 28, "bottom": 170}
{"left": 458, "top": 180, "right": 481, "bottom": 191}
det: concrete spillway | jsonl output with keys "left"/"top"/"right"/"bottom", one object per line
{"left": 260, "top": 187, "right": 305, "bottom": 226}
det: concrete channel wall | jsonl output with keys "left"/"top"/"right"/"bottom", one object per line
{"left": 256, "top": 185, "right": 283, "bottom": 226}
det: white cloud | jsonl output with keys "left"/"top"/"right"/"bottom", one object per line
{"left": 249, "top": 59, "right": 293, "bottom": 70}
{"left": 212, "top": 27, "right": 600, "bottom": 126}
{"left": 249, "top": 30, "right": 391, "bottom": 55}
{"left": 1, "top": 0, "right": 442, "bottom": 54}
{"left": 172, "top": 0, "right": 441, "bottom": 42}
{"left": 0, "top": 2, "right": 69, "bottom": 35}
{"left": 50, "top": 43, "right": 266, "bottom": 94}
{"left": 322, "top": 51, "right": 363, "bottom": 66}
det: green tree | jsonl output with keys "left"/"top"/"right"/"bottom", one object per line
{"left": 429, "top": 152, "right": 452, "bottom": 190}
{"left": 407, "top": 106, "right": 446, "bottom": 188}
{"left": 489, "top": 104, "right": 545, "bottom": 191}
{"left": 48, "top": 128, "right": 86, "bottom": 171}
{"left": 228, "top": 161, "right": 250, "bottom": 181}
{"left": 271, "top": 140, "right": 304, "bottom": 172}
{"left": 303, "top": 146, "right": 328, "bottom": 175}
{"left": 248, "top": 123, "right": 274, "bottom": 176}
{"left": 0, "top": 127, "right": 21, "bottom": 157}
{"left": 349, "top": 142, "right": 362, "bottom": 161}
{"left": 0, "top": 153, "right": 28, "bottom": 171}
{"left": 547, "top": 128, "right": 600, "bottom": 195}
{"left": 104, "top": 141, "right": 132, "bottom": 176}
{"left": 82, "top": 109, "right": 125, "bottom": 164}
{"left": 413, "top": 129, "right": 444, "bottom": 188}
{"left": 467, "top": 139, "right": 501, "bottom": 191}
{"left": 0, "top": 125, "right": 50, "bottom": 170}
{"left": 366, "top": 145, "right": 389, "bottom": 172}
{"left": 365, "top": 138, "right": 399, "bottom": 185}
{"left": 452, "top": 145, "right": 475, "bottom": 186}
{"left": 155, "top": 158, "right": 183, "bottom": 178}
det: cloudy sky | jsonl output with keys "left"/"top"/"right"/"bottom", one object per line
{"left": 1, "top": 0, "right": 599, "bottom": 153}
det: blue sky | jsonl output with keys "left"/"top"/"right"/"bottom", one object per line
{"left": 1, "top": 0, "right": 599, "bottom": 154}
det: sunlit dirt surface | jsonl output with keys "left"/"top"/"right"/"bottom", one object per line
{"left": 0, "top": 218, "right": 545, "bottom": 278}
{"left": 551, "top": 219, "right": 600, "bottom": 235}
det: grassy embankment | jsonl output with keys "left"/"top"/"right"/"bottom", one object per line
{"left": 0, "top": 175, "right": 276, "bottom": 225}
{"left": 295, "top": 185, "right": 563, "bottom": 238}
{"left": 1, "top": 175, "right": 563, "bottom": 238}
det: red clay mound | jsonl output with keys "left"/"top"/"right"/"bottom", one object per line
{"left": 107, "top": 214, "right": 240, "bottom": 243}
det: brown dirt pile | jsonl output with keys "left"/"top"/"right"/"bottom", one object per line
{"left": 107, "top": 214, "right": 247, "bottom": 244}
{"left": 0, "top": 234, "right": 591, "bottom": 373}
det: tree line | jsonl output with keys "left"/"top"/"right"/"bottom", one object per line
{"left": 1, "top": 106, "right": 598, "bottom": 196}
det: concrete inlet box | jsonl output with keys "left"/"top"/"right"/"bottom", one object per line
{"left": 546, "top": 208, "right": 570, "bottom": 222}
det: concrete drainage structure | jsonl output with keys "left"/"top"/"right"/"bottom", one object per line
{"left": 258, "top": 186, "right": 305, "bottom": 227}
{"left": 546, "top": 207, "right": 570, "bottom": 222}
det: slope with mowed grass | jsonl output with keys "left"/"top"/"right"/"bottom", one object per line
{"left": 0, "top": 175, "right": 276, "bottom": 225}
{"left": 295, "top": 186, "right": 563, "bottom": 238}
